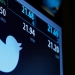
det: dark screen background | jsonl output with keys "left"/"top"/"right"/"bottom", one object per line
{"left": 0, "top": 0, "right": 62, "bottom": 75}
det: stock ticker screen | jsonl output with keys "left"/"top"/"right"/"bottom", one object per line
{"left": 0, "top": 0, "right": 63, "bottom": 75}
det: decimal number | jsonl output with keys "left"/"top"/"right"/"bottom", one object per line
{"left": 22, "top": 5, "right": 34, "bottom": 20}
{"left": 47, "top": 24, "right": 59, "bottom": 38}
{"left": 48, "top": 40, "right": 59, "bottom": 53}
{"left": 23, "top": 22, "right": 35, "bottom": 37}
{"left": 0, "top": 6, "right": 6, "bottom": 16}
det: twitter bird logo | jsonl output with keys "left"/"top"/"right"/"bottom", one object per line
{"left": 0, "top": 35, "right": 22, "bottom": 73}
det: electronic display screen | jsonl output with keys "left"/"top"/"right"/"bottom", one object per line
{"left": 24, "top": 0, "right": 62, "bottom": 26}
{"left": 0, "top": 0, "right": 63, "bottom": 75}
{"left": 25, "top": 0, "right": 62, "bottom": 17}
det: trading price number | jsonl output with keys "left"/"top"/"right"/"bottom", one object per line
{"left": 47, "top": 24, "right": 59, "bottom": 43}
{"left": 22, "top": 5, "right": 35, "bottom": 26}
{"left": 0, "top": 6, "right": 6, "bottom": 16}
{"left": 48, "top": 40, "right": 59, "bottom": 53}
{"left": 23, "top": 22, "right": 35, "bottom": 37}
{"left": 47, "top": 24, "right": 59, "bottom": 38}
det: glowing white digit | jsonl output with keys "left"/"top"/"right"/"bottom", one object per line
{"left": 0, "top": 7, "right": 2, "bottom": 14}
{"left": 56, "top": 46, "right": 59, "bottom": 53}
{"left": 48, "top": 40, "right": 50, "bottom": 48}
{"left": 23, "top": 22, "right": 25, "bottom": 30}
{"left": 3, "top": 8, "right": 6, "bottom": 16}
{"left": 29, "top": 27, "right": 35, "bottom": 37}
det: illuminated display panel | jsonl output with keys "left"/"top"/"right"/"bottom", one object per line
{"left": 0, "top": 0, "right": 63, "bottom": 75}
{"left": 24, "top": 0, "right": 62, "bottom": 26}
{"left": 25, "top": 0, "right": 62, "bottom": 17}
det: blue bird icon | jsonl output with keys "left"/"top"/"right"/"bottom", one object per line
{"left": 0, "top": 35, "right": 22, "bottom": 73}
